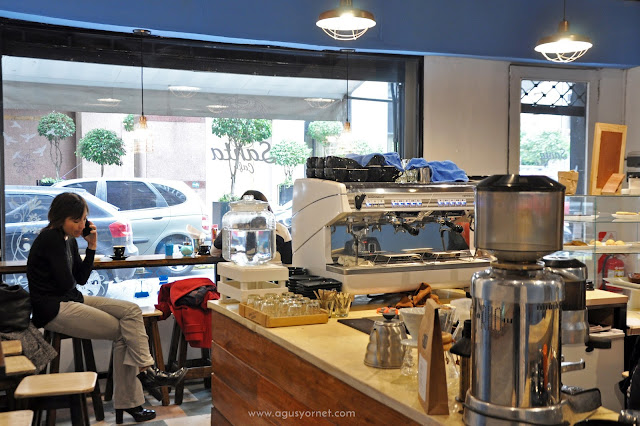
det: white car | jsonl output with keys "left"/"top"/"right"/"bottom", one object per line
{"left": 55, "top": 178, "right": 210, "bottom": 276}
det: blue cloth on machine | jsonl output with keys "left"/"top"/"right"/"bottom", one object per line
{"left": 426, "top": 160, "right": 469, "bottom": 182}
{"left": 345, "top": 152, "right": 403, "bottom": 169}
{"left": 405, "top": 158, "right": 428, "bottom": 170}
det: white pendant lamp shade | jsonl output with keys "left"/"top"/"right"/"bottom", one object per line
{"left": 535, "top": 0, "right": 592, "bottom": 63}
{"left": 317, "top": 0, "right": 376, "bottom": 41}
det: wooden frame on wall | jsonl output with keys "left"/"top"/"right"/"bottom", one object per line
{"left": 589, "top": 122, "right": 627, "bottom": 195}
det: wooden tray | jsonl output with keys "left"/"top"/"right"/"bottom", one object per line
{"left": 239, "top": 304, "right": 329, "bottom": 328}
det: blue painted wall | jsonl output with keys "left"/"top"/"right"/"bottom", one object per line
{"left": 0, "top": 0, "right": 638, "bottom": 68}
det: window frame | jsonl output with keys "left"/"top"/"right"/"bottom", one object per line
{"left": 508, "top": 66, "right": 599, "bottom": 175}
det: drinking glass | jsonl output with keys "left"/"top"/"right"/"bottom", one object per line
{"left": 307, "top": 300, "right": 321, "bottom": 315}
{"left": 334, "top": 293, "right": 353, "bottom": 318}
{"left": 246, "top": 294, "right": 258, "bottom": 309}
{"left": 401, "top": 339, "right": 418, "bottom": 377}
{"left": 287, "top": 298, "right": 303, "bottom": 317}
{"left": 300, "top": 297, "right": 311, "bottom": 315}
{"left": 253, "top": 296, "right": 264, "bottom": 311}
{"left": 319, "top": 299, "right": 335, "bottom": 318}
{"left": 260, "top": 297, "right": 277, "bottom": 317}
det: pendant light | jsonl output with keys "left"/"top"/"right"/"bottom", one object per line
{"left": 133, "top": 29, "right": 153, "bottom": 153}
{"left": 343, "top": 50, "right": 353, "bottom": 133}
{"left": 534, "top": 0, "right": 592, "bottom": 63}
{"left": 317, "top": 0, "right": 376, "bottom": 41}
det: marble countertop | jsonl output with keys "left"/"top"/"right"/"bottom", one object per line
{"left": 208, "top": 300, "right": 619, "bottom": 425}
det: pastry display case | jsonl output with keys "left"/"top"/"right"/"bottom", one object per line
{"left": 560, "top": 195, "right": 640, "bottom": 291}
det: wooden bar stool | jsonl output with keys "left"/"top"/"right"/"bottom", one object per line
{"left": 104, "top": 308, "right": 170, "bottom": 405}
{"left": 0, "top": 410, "right": 33, "bottom": 426}
{"left": 0, "top": 356, "right": 36, "bottom": 411}
{"left": 0, "top": 340, "right": 23, "bottom": 356}
{"left": 14, "top": 372, "right": 96, "bottom": 426}
{"left": 3, "top": 356, "right": 35, "bottom": 377}
{"left": 43, "top": 331, "right": 104, "bottom": 424}
{"left": 167, "top": 320, "right": 211, "bottom": 405}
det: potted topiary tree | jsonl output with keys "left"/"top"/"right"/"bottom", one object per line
{"left": 123, "top": 114, "right": 135, "bottom": 132}
{"left": 211, "top": 118, "right": 272, "bottom": 197}
{"left": 211, "top": 193, "right": 241, "bottom": 233}
{"left": 269, "top": 139, "right": 311, "bottom": 205}
{"left": 36, "top": 176, "right": 58, "bottom": 186}
{"left": 37, "top": 112, "right": 76, "bottom": 180}
{"left": 306, "top": 121, "right": 342, "bottom": 155}
{"left": 76, "top": 128, "right": 126, "bottom": 176}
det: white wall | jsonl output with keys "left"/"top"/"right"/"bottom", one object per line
{"left": 626, "top": 67, "right": 640, "bottom": 153}
{"left": 597, "top": 69, "right": 627, "bottom": 126}
{"left": 423, "top": 56, "right": 629, "bottom": 177}
{"left": 423, "top": 57, "right": 510, "bottom": 176}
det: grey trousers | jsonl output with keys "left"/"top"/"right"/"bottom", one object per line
{"left": 44, "top": 296, "right": 155, "bottom": 409}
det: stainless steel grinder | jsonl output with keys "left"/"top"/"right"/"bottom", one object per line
{"left": 543, "top": 255, "right": 589, "bottom": 345}
{"left": 464, "top": 175, "right": 566, "bottom": 425}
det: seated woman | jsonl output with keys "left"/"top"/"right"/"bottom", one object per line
{"left": 212, "top": 190, "right": 292, "bottom": 264}
{"left": 27, "top": 192, "right": 187, "bottom": 424}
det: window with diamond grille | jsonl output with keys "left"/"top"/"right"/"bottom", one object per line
{"left": 519, "top": 79, "right": 588, "bottom": 194}
{"left": 521, "top": 80, "right": 587, "bottom": 117}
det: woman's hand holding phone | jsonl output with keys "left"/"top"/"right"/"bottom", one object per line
{"left": 83, "top": 220, "right": 97, "bottom": 250}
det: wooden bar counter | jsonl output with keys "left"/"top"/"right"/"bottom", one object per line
{"left": 0, "top": 254, "right": 222, "bottom": 274}
{"left": 208, "top": 300, "right": 450, "bottom": 425}
{"left": 208, "top": 301, "right": 620, "bottom": 425}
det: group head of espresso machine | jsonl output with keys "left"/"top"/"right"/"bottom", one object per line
{"left": 465, "top": 175, "right": 608, "bottom": 426}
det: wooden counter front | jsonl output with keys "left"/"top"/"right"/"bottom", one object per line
{"left": 209, "top": 302, "right": 451, "bottom": 425}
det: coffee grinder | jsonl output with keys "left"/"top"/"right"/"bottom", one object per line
{"left": 543, "top": 255, "right": 589, "bottom": 346}
{"left": 464, "top": 175, "right": 568, "bottom": 425}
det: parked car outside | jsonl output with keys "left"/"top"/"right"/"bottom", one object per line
{"left": 273, "top": 200, "right": 292, "bottom": 230}
{"left": 4, "top": 185, "right": 138, "bottom": 296}
{"left": 55, "top": 178, "right": 211, "bottom": 276}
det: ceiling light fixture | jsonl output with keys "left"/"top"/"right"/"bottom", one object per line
{"left": 206, "top": 104, "right": 228, "bottom": 114}
{"left": 316, "top": 0, "right": 376, "bottom": 41}
{"left": 534, "top": 0, "right": 592, "bottom": 63}
{"left": 133, "top": 29, "right": 153, "bottom": 154}
{"left": 343, "top": 49, "right": 354, "bottom": 133}
{"left": 168, "top": 85, "right": 201, "bottom": 98}
{"left": 304, "top": 97, "right": 336, "bottom": 109}
{"left": 97, "top": 98, "right": 121, "bottom": 106}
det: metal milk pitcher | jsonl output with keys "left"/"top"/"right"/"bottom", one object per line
{"left": 364, "top": 314, "right": 407, "bottom": 369}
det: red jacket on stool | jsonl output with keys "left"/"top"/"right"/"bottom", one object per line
{"left": 155, "top": 277, "right": 219, "bottom": 348}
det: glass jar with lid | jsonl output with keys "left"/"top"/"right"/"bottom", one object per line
{"left": 221, "top": 195, "right": 276, "bottom": 266}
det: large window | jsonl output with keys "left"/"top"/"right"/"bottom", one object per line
{"left": 0, "top": 20, "right": 422, "bottom": 296}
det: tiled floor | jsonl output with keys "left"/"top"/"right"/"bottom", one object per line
{"left": 55, "top": 379, "right": 212, "bottom": 425}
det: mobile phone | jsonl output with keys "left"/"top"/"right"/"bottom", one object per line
{"left": 82, "top": 220, "right": 92, "bottom": 237}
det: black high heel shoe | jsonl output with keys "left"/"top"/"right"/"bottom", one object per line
{"left": 137, "top": 366, "right": 187, "bottom": 389}
{"left": 115, "top": 406, "right": 156, "bottom": 424}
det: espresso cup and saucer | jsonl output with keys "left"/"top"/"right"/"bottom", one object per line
{"left": 111, "top": 245, "right": 127, "bottom": 260}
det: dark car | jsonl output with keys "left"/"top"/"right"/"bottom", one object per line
{"left": 3, "top": 185, "right": 139, "bottom": 296}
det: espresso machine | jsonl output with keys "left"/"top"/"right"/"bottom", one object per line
{"left": 464, "top": 175, "right": 600, "bottom": 425}
{"left": 292, "top": 178, "right": 490, "bottom": 295}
